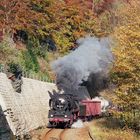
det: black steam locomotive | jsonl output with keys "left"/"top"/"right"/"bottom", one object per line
{"left": 48, "top": 90, "right": 101, "bottom": 128}
{"left": 48, "top": 91, "right": 80, "bottom": 128}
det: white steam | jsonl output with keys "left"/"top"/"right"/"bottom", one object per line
{"left": 71, "top": 119, "right": 84, "bottom": 128}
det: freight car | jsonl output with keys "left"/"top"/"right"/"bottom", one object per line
{"left": 79, "top": 100, "right": 101, "bottom": 121}
{"left": 48, "top": 91, "right": 101, "bottom": 128}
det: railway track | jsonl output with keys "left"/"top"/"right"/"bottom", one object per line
{"left": 37, "top": 122, "right": 95, "bottom": 140}
{"left": 59, "top": 129, "right": 67, "bottom": 140}
{"left": 43, "top": 129, "right": 54, "bottom": 138}
{"left": 41, "top": 127, "right": 94, "bottom": 140}
{"left": 42, "top": 128, "right": 67, "bottom": 140}
{"left": 88, "top": 128, "right": 94, "bottom": 140}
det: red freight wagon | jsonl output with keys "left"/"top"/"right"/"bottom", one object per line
{"left": 79, "top": 100, "right": 101, "bottom": 120}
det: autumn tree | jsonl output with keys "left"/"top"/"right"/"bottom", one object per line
{"left": 111, "top": 0, "right": 140, "bottom": 131}
{"left": 0, "top": 0, "right": 46, "bottom": 37}
{"left": 39, "top": 0, "right": 98, "bottom": 53}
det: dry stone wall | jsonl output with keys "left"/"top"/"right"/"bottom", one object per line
{"left": 0, "top": 72, "right": 57, "bottom": 137}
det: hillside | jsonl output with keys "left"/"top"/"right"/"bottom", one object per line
{"left": 0, "top": 0, "right": 140, "bottom": 138}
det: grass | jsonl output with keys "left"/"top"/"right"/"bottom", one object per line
{"left": 89, "top": 118, "right": 140, "bottom": 140}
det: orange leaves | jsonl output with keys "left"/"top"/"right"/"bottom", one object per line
{"left": 0, "top": 0, "right": 47, "bottom": 36}
{"left": 0, "top": 0, "right": 25, "bottom": 27}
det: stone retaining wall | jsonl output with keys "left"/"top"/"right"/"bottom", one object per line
{"left": 0, "top": 72, "right": 56, "bottom": 137}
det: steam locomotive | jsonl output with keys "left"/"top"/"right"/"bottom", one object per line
{"left": 48, "top": 91, "right": 101, "bottom": 128}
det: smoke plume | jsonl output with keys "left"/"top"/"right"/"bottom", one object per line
{"left": 51, "top": 36, "right": 113, "bottom": 97}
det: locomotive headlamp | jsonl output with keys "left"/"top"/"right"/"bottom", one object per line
{"left": 64, "top": 115, "right": 67, "bottom": 118}
{"left": 50, "top": 114, "right": 53, "bottom": 117}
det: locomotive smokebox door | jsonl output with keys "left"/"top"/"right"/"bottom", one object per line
{"left": 79, "top": 104, "right": 86, "bottom": 116}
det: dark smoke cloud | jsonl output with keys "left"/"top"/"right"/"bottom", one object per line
{"left": 51, "top": 36, "right": 113, "bottom": 97}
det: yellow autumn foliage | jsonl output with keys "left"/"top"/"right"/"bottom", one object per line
{"left": 111, "top": 0, "right": 140, "bottom": 131}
